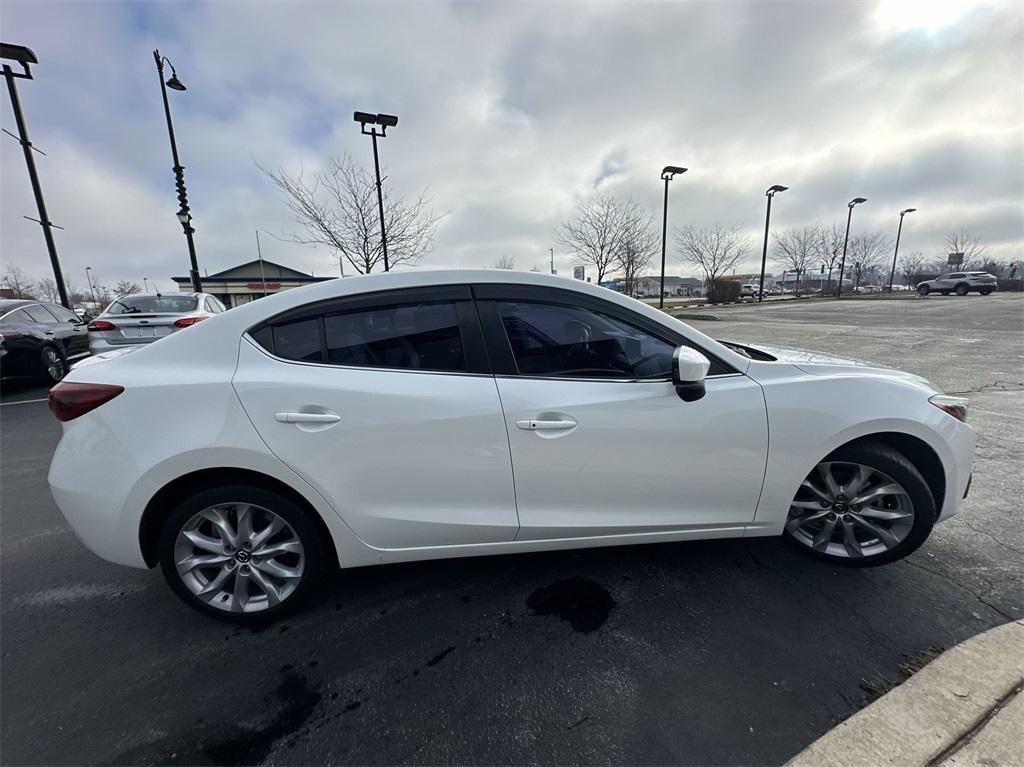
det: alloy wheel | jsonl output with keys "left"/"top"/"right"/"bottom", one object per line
{"left": 43, "top": 347, "right": 65, "bottom": 381}
{"left": 173, "top": 503, "right": 305, "bottom": 613}
{"left": 785, "top": 461, "right": 915, "bottom": 559}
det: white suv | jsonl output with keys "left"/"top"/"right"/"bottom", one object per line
{"left": 917, "top": 272, "right": 997, "bottom": 296}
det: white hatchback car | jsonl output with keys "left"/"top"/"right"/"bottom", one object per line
{"left": 47, "top": 270, "right": 975, "bottom": 621}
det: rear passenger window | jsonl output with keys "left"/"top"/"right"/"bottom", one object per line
{"left": 23, "top": 305, "right": 58, "bottom": 323}
{"left": 251, "top": 300, "right": 466, "bottom": 372}
{"left": 270, "top": 317, "right": 322, "bottom": 362}
{"left": 324, "top": 301, "right": 463, "bottom": 372}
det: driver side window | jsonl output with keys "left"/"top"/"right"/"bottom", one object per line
{"left": 496, "top": 300, "right": 674, "bottom": 379}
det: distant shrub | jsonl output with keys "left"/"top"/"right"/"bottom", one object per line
{"left": 996, "top": 278, "right": 1023, "bottom": 292}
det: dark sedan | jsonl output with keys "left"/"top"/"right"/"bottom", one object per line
{"left": 0, "top": 299, "right": 90, "bottom": 384}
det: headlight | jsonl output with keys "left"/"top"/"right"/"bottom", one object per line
{"left": 929, "top": 394, "right": 968, "bottom": 423}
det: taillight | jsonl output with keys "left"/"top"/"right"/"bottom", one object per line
{"left": 48, "top": 382, "right": 124, "bottom": 422}
{"left": 88, "top": 320, "right": 117, "bottom": 331}
{"left": 174, "top": 316, "right": 207, "bottom": 328}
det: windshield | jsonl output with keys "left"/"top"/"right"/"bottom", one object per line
{"left": 105, "top": 296, "right": 199, "bottom": 315}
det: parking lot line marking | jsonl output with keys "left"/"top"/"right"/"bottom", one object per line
{"left": 0, "top": 397, "right": 48, "bottom": 407}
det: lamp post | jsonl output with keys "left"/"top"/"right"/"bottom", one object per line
{"left": 84, "top": 266, "right": 98, "bottom": 308}
{"left": 659, "top": 165, "right": 687, "bottom": 309}
{"left": 153, "top": 50, "right": 201, "bottom": 293}
{"left": 143, "top": 277, "right": 150, "bottom": 293}
{"left": 2, "top": 43, "right": 70, "bottom": 308}
{"left": 758, "top": 184, "right": 788, "bottom": 303}
{"left": 835, "top": 197, "right": 867, "bottom": 298}
{"left": 887, "top": 208, "right": 916, "bottom": 293}
{"left": 354, "top": 111, "right": 398, "bottom": 272}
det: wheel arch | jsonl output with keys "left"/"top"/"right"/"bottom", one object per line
{"left": 826, "top": 431, "right": 946, "bottom": 515}
{"left": 138, "top": 467, "right": 341, "bottom": 570}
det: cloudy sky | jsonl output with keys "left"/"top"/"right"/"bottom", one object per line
{"left": 1, "top": 0, "right": 1021, "bottom": 293}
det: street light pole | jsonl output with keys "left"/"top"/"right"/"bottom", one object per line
{"left": 835, "top": 197, "right": 867, "bottom": 298}
{"left": 354, "top": 111, "right": 398, "bottom": 272}
{"left": 1, "top": 43, "right": 70, "bottom": 308}
{"left": 758, "top": 185, "right": 788, "bottom": 303}
{"left": 659, "top": 165, "right": 687, "bottom": 309}
{"left": 887, "top": 208, "right": 916, "bottom": 293}
{"left": 153, "top": 50, "right": 201, "bottom": 293}
{"left": 550, "top": 248, "right": 554, "bottom": 275}
{"left": 85, "top": 266, "right": 97, "bottom": 308}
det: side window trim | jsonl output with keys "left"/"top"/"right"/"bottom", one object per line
{"left": 248, "top": 285, "right": 491, "bottom": 376}
{"left": 471, "top": 285, "right": 735, "bottom": 378}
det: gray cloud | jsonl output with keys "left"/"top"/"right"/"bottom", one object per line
{"left": 1, "top": 0, "right": 1020, "bottom": 292}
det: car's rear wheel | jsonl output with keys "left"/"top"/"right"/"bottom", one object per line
{"left": 158, "top": 486, "right": 324, "bottom": 622}
{"left": 955, "top": 284, "right": 969, "bottom": 296}
{"left": 41, "top": 345, "right": 66, "bottom": 384}
{"left": 783, "top": 442, "right": 936, "bottom": 567}
{"left": 917, "top": 285, "right": 930, "bottom": 295}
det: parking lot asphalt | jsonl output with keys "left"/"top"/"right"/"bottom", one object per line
{"left": 2, "top": 293, "right": 1021, "bottom": 766}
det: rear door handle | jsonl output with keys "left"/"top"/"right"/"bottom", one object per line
{"left": 515, "top": 419, "right": 576, "bottom": 431}
{"left": 274, "top": 412, "right": 341, "bottom": 424}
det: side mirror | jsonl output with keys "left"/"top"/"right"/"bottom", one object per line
{"left": 672, "top": 346, "right": 710, "bottom": 402}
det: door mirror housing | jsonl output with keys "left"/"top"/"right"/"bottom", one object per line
{"left": 672, "top": 346, "right": 710, "bottom": 402}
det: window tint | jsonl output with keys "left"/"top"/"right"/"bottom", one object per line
{"left": 23, "top": 305, "right": 58, "bottom": 324}
{"left": 3, "top": 309, "right": 31, "bottom": 324}
{"left": 271, "top": 317, "right": 322, "bottom": 362}
{"left": 46, "top": 304, "right": 81, "bottom": 323}
{"left": 323, "top": 301, "right": 464, "bottom": 372}
{"left": 106, "top": 295, "right": 199, "bottom": 315}
{"left": 497, "top": 301, "right": 674, "bottom": 379}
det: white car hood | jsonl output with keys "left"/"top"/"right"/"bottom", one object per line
{"left": 732, "top": 342, "right": 938, "bottom": 391}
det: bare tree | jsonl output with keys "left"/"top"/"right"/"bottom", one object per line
{"left": 494, "top": 255, "right": 516, "bottom": 270}
{"left": 847, "top": 231, "right": 890, "bottom": 288}
{"left": 942, "top": 228, "right": 986, "bottom": 268}
{"left": 774, "top": 225, "right": 819, "bottom": 295}
{"left": 615, "top": 201, "right": 659, "bottom": 296}
{"left": 113, "top": 280, "right": 142, "bottom": 297}
{"left": 898, "top": 252, "right": 928, "bottom": 288}
{"left": 556, "top": 193, "right": 637, "bottom": 285}
{"left": 35, "top": 277, "right": 62, "bottom": 303}
{"left": 2, "top": 264, "right": 37, "bottom": 298}
{"left": 258, "top": 153, "right": 443, "bottom": 274}
{"left": 675, "top": 223, "right": 750, "bottom": 293}
{"left": 817, "top": 223, "right": 846, "bottom": 288}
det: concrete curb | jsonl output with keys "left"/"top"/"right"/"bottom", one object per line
{"left": 786, "top": 620, "right": 1024, "bottom": 767}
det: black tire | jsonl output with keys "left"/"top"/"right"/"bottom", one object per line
{"left": 40, "top": 344, "right": 66, "bottom": 384}
{"left": 980, "top": 289, "right": 992, "bottom": 295}
{"left": 954, "top": 284, "right": 969, "bottom": 296}
{"left": 917, "top": 285, "right": 930, "bottom": 295}
{"left": 158, "top": 485, "right": 325, "bottom": 623}
{"left": 783, "top": 441, "right": 937, "bottom": 568}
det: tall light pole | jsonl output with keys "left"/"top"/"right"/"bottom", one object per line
{"left": 887, "top": 208, "right": 916, "bottom": 293}
{"left": 84, "top": 266, "right": 98, "bottom": 307}
{"left": 659, "top": 165, "right": 687, "bottom": 309}
{"left": 2, "top": 43, "right": 70, "bottom": 308}
{"left": 354, "top": 111, "right": 398, "bottom": 272}
{"left": 550, "top": 248, "right": 555, "bottom": 275}
{"left": 153, "top": 50, "right": 201, "bottom": 293}
{"left": 143, "top": 276, "right": 150, "bottom": 293}
{"left": 758, "top": 184, "right": 788, "bottom": 303}
{"left": 836, "top": 197, "right": 867, "bottom": 298}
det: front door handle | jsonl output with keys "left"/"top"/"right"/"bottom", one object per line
{"left": 274, "top": 412, "right": 341, "bottom": 424}
{"left": 515, "top": 419, "right": 576, "bottom": 431}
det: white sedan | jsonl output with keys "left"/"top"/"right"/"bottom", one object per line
{"left": 47, "top": 270, "right": 975, "bottom": 621}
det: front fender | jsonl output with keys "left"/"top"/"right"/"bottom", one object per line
{"left": 748, "top": 368, "right": 975, "bottom": 534}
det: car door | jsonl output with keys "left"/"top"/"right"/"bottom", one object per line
{"left": 474, "top": 285, "right": 768, "bottom": 540}
{"left": 232, "top": 285, "right": 519, "bottom": 549}
{"left": 42, "top": 303, "right": 89, "bottom": 359}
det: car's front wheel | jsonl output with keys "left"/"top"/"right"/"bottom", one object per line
{"left": 783, "top": 442, "right": 936, "bottom": 567}
{"left": 158, "top": 486, "right": 324, "bottom": 621}
{"left": 955, "top": 284, "right": 969, "bottom": 296}
{"left": 917, "top": 285, "right": 930, "bottom": 295}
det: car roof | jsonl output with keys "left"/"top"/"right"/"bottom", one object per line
{"left": 0, "top": 299, "right": 35, "bottom": 310}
